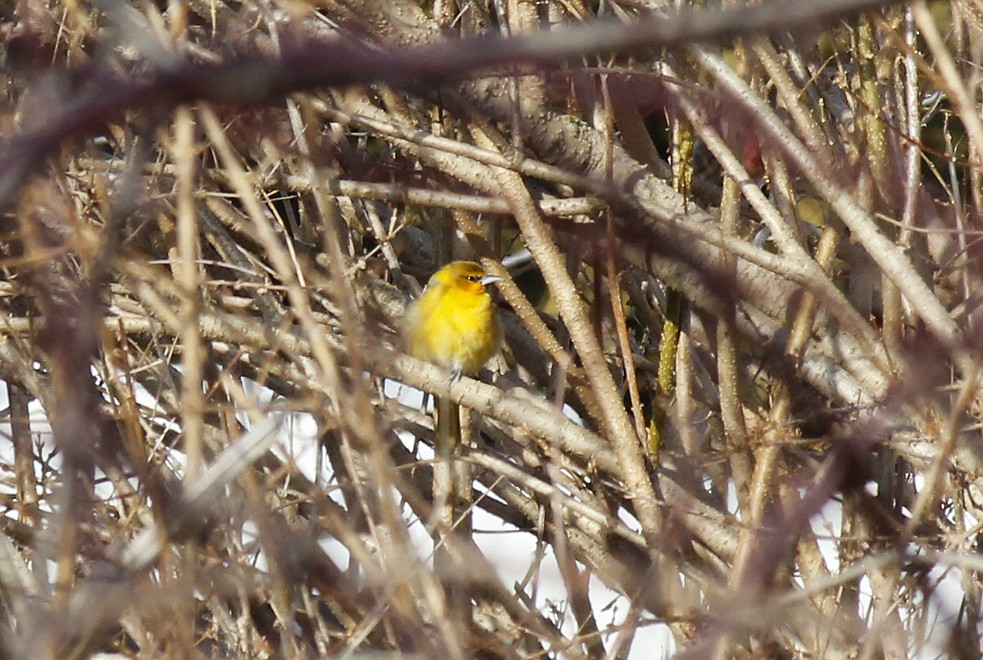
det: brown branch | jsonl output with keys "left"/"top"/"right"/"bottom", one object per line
{"left": 0, "top": 0, "right": 898, "bottom": 205}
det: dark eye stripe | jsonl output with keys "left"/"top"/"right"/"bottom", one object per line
{"left": 466, "top": 275, "right": 482, "bottom": 282}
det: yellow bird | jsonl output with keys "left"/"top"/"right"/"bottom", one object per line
{"left": 403, "top": 261, "right": 503, "bottom": 377}
{"left": 403, "top": 261, "right": 503, "bottom": 446}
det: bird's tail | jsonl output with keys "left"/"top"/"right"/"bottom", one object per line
{"left": 436, "top": 396, "right": 461, "bottom": 453}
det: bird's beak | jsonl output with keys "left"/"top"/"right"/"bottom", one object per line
{"left": 480, "top": 274, "right": 504, "bottom": 286}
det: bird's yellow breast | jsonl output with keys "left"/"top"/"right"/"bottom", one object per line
{"left": 403, "top": 262, "right": 502, "bottom": 376}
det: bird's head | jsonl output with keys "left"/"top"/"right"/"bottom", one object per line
{"left": 429, "top": 260, "right": 503, "bottom": 296}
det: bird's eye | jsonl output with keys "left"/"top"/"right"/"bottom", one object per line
{"left": 466, "top": 275, "right": 481, "bottom": 282}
